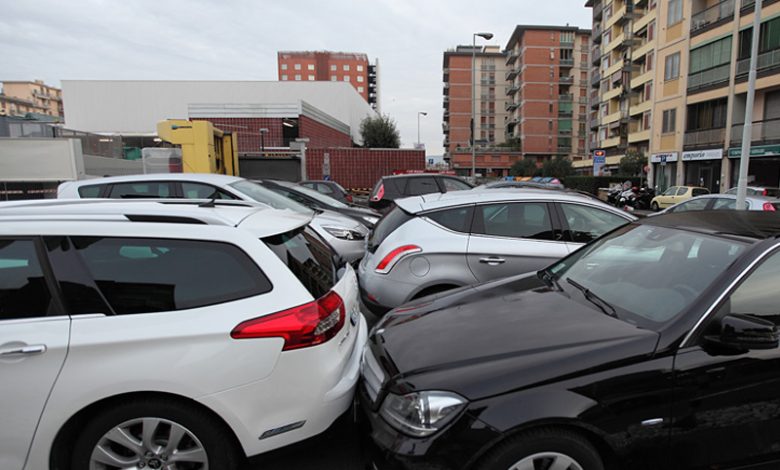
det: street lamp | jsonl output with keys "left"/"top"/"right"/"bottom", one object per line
{"left": 259, "top": 128, "right": 269, "bottom": 157}
{"left": 472, "top": 31, "right": 494, "bottom": 180}
{"left": 417, "top": 111, "right": 427, "bottom": 148}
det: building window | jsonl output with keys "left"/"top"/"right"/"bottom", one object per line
{"left": 357, "top": 65, "right": 364, "bottom": 72}
{"left": 664, "top": 52, "right": 680, "bottom": 81}
{"left": 294, "top": 63, "right": 301, "bottom": 70}
{"left": 357, "top": 75, "right": 364, "bottom": 82}
{"left": 308, "top": 75, "right": 315, "bottom": 81}
{"left": 343, "top": 64, "right": 350, "bottom": 71}
{"left": 358, "top": 86, "right": 364, "bottom": 93}
{"left": 647, "top": 51, "right": 654, "bottom": 71}
{"left": 662, "top": 108, "right": 676, "bottom": 134}
{"left": 307, "top": 64, "right": 315, "bottom": 70}
{"left": 295, "top": 74, "right": 302, "bottom": 81}
{"left": 281, "top": 64, "right": 288, "bottom": 70}
{"left": 648, "top": 21, "right": 656, "bottom": 41}
{"left": 330, "top": 64, "right": 337, "bottom": 71}
{"left": 281, "top": 74, "right": 288, "bottom": 80}
{"left": 668, "top": 0, "right": 682, "bottom": 26}
{"left": 645, "top": 81, "right": 653, "bottom": 101}
{"left": 690, "top": 37, "right": 732, "bottom": 75}
{"left": 343, "top": 76, "right": 350, "bottom": 82}
{"left": 331, "top": 75, "right": 337, "bottom": 81}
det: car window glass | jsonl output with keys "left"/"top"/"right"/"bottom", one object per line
{"left": 263, "top": 227, "right": 335, "bottom": 299}
{"left": 560, "top": 204, "right": 628, "bottom": 243}
{"left": 677, "top": 187, "right": 689, "bottom": 196}
{"left": 78, "top": 184, "right": 107, "bottom": 198}
{"left": 671, "top": 198, "right": 710, "bottom": 213}
{"left": 474, "top": 203, "right": 554, "bottom": 240}
{"left": 692, "top": 188, "right": 709, "bottom": 197}
{"left": 181, "top": 183, "right": 237, "bottom": 200}
{"left": 663, "top": 187, "right": 678, "bottom": 196}
{"left": 726, "top": 188, "right": 737, "bottom": 195}
{"left": 301, "top": 183, "right": 317, "bottom": 190}
{"left": 425, "top": 206, "right": 474, "bottom": 233}
{"left": 729, "top": 250, "right": 780, "bottom": 324}
{"left": 0, "top": 239, "right": 54, "bottom": 320}
{"left": 317, "top": 184, "right": 334, "bottom": 194}
{"left": 44, "top": 236, "right": 112, "bottom": 315}
{"left": 441, "top": 177, "right": 471, "bottom": 191}
{"left": 406, "top": 177, "right": 438, "bottom": 196}
{"left": 712, "top": 198, "right": 744, "bottom": 210}
{"left": 274, "top": 187, "right": 314, "bottom": 207}
{"left": 229, "top": 180, "right": 312, "bottom": 214}
{"left": 72, "top": 237, "right": 272, "bottom": 315}
{"left": 109, "top": 182, "right": 173, "bottom": 199}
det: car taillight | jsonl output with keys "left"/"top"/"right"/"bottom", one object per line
{"left": 371, "top": 184, "right": 385, "bottom": 202}
{"left": 763, "top": 189, "right": 769, "bottom": 196}
{"left": 763, "top": 202, "right": 777, "bottom": 212}
{"left": 230, "top": 291, "right": 345, "bottom": 351}
{"left": 375, "top": 245, "right": 421, "bottom": 274}
{"left": 346, "top": 194, "right": 353, "bottom": 203}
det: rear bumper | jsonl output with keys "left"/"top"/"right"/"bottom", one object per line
{"left": 360, "top": 287, "right": 392, "bottom": 316}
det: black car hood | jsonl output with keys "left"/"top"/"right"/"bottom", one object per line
{"left": 370, "top": 274, "right": 660, "bottom": 401}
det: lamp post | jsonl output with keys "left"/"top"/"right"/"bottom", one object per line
{"left": 472, "top": 31, "right": 494, "bottom": 180}
{"left": 259, "top": 128, "right": 269, "bottom": 157}
{"left": 417, "top": 111, "right": 427, "bottom": 148}
{"left": 737, "top": 0, "right": 763, "bottom": 210}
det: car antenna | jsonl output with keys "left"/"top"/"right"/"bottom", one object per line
{"left": 199, "top": 198, "right": 217, "bottom": 208}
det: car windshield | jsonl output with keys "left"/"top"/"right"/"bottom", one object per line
{"left": 276, "top": 181, "right": 350, "bottom": 208}
{"left": 547, "top": 224, "right": 747, "bottom": 329}
{"left": 229, "top": 180, "right": 313, "bottom": 215}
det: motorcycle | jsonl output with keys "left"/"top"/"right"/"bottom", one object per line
{"left": 633, "top": 186, "right": 655, "bottom": 210}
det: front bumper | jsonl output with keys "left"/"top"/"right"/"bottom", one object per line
{"left": 358, "top": 385, "right": 501, "bottom": 470}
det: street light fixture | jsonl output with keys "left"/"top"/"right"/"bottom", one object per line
{"left": 417, "top": 111, "right": 428, "bottom": 148}
{"left": 472, "top": 31, "right": 494, "bottom": 180}
{"left": 259, "top": 128, "right": 269, "bottom": 157}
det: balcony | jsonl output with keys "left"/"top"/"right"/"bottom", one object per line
{"left": 629, "top": 128, "right": 652, "bottom": 143}
{"left": 506, "top": 84, "right": 520, "bottom": 95}
{"left": 560, "top": 58, "right": 575, "bottom": 68}
{"left": 592, "top": 46, "right": 602, "bottom": 65}
{"left": 591, "top": 71, "right": 601, "bottom": 88}
{"left": 506, "top": 51, "right": 520, "bottom": 65}
{"left": 593, "top": 25, "right": 603, "bottom": 43}
{"left": 559, "top": 75, "right": 574, "bottom": 85}
{"left": 505, "top": 101, "right": 519, "bottom": 111}
{"left": 560, "top": 40, "right": 575, "bottom": 49}
{"left": 593, "top": 1, "right": 604, "bottom": 20}
{"left": 730, "top": 118, "right": 780, "bottom": 144}
{"left": 603, "top": 86, "right": 623, "bottom": 102}
{"left": 505, "top": 67, "right": 520, "bottom": 81}
{"left": 559, "top": 108, "right": 574, "bottom": 117}
{"left": 688, "top": 63, "right": 731, "bottom": 92}
{"left": 684, "top": 127, "right": 727, "bottom": 148}
{"left": 691, "top": 0, "right": 735, "bottom": 36}
{"left": 559, "top": 93, "right": 574, "bottom": 101}
{"left": 736, "top": 49, "right": 780, "bottom": 76}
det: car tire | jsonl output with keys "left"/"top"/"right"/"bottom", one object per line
{"left": 651, "top": 202, "right": 660, "bottom": 211}
{"left": 476, "top": 427, "right": 604, "bottom": 470}
{"left": 70, "top": 397, "right": 240, "bottom": 470}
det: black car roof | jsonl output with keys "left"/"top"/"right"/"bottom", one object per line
{"left": 641, "top": 211, "right": 780, "bottom": 240}
{"left": 383, "top": 174, "right": 449, "bottom": 179}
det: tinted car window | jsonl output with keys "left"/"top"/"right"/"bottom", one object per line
{"left": 712, "top": 198, "right": 748, "bottom": 210}
{"left": 73, "top": 237, "right": 272, "bottom": 315}
{"left": 368, "top": 206, "right": 413, "bottom": 253}
{"left": 425, "top": 206, "right": 474, "bottom": 233}
{"left": 109, "top": 182, "right": 173, "bottom": 199}
{"left": 676, "top": 187, "right": 689, "bottom": 196}
{"left": 474, "top": 203, "right": 554, "bottom": 240}
{"left": 318, "top": 184, "right": 335, "bottom": 194}
{"left": 729, "top": 250, "right": 780, "bottom": 323}
{"left": 406, "top": 177, "right": 438, "bottom": 196}
{"left": 441, "top": 177, "right": 471, "bottom": 191}
{"left": 671, "top": 198, "right": 710, "bottom": 213}
{"left": 560, "top": 204, "right": 628, "bottom": 243}
{"left": 181, "top": 183, "right": 238, "bottom": 200}
{"left": 263, "top": 227, "right": 335, "bottom": 299}
{"left": 44, "top": 236, "right": 112, "bottom": 315}
{"left": 78, "top": 184, "right": 107, "bottom": 198}
{"left": 0, "top": 239, "right": 54, "bottom": 319}
{"left": 692, "top": 188, "right": 709, "bottom": 197}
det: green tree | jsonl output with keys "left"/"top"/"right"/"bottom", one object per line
{"left": 542, "top": 155, "right": 574, "bottom": 178}
{"left": 359, "top": 114, "right": 400, "bottom": 148}
{"left": 510, "top": 158, "right": 540, "bottom": 177}
{"left": 619, "top": 151, "right": 646, "bottom": 176}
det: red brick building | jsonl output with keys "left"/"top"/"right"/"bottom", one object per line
{"left": 278, "top": 51, "right": 380, "bottom": 112}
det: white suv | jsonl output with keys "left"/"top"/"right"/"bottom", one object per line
{"left": 0, "top": 199, "right": 367, "bottom": 470}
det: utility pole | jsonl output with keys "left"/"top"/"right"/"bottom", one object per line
{"left": 737, "top": 0, "right": 762, "bottom": 210}
{"left": 472, "top": 32, "right": 493, "bottom": 180}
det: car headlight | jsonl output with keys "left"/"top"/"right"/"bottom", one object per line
{"left": 323, "top": 226, "right": 365, "bottom": 240}
{"left": 362, "top": 215, "right": 380, "bottom": 225}
{"left": 379, "top": 391, "right": 467, "bottom": 437}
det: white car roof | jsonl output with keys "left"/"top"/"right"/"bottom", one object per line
{"left": 394, "top": 188, "right": 634, "bottom": 218}
{"left": 0, "top": 199, "right": 312, "bottom": 237}
{"left": 60, "top": 173, "right": 245, "bottom": 186}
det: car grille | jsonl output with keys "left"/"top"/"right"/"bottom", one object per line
{"left": 361, "top": 348, "right": 385, "bottom": 404}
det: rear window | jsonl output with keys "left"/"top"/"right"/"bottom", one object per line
{"left": 72, "top": 237, "right": 272, "bottom": 315}
{"left": 78, "top": 184, "right": 107, "bottom": 198}
{"left": 109, "top": 182, "right": 174, "bottom": 199}
{"left": 406, "top": 177, "right": 439, "bottom": 196}
{"left": 425, "top": 206, "right": 474, "bottom": 233}
{"left": 692, "top": 188, "right": 709, "bottom": 197}
{"left": 263, "top": 227, "right": 336, "bottom": 299}
{"left": 368, "top": 206, "right": 413, "bottom": 253}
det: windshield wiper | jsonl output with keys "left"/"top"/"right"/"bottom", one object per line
{"left": 566, "top": 278, "right": 618, "bottom": 318}
{"left": 538, "top": 268, "right": 562, "bottom": 291}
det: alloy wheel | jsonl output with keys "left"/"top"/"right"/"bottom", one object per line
{"left": 508, "top": 451, "right": 584, "bottom": 470}
{"left": 89, "top": 417, "right": 208, "bottom": 470}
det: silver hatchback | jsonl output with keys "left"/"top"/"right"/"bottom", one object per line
{"left": 358, "top": 189, "right": 635, "bottom": 314}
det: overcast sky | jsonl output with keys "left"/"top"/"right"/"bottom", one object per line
{"left": 0, "top": 0, "right": 591, "bottom": 155}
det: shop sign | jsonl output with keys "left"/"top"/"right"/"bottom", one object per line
{"left": 650, "top": 152, "right": 678, "bottom": 164}
{"left": 727, "top": 144, "right": 780, "bottom": 158}
{"left": 682, "top": 149, "right": 723, "bottom": 161}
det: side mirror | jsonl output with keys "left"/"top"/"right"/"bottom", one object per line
{"left": 706, "top": 314, "right": 779, "bottom": 351}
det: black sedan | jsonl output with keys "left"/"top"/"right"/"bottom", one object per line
{"left": 360, "top": 211, "right": 780, "bottom": 470}
{"left": 254, "top": 179, "right": 381, "bottom": 228}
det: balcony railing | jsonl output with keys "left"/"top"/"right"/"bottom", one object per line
{"left": 684, "top": 127, "right": 727, "bottom": 147}
{"left": 560, "top": 58, "right": 575, "bottom": 67}
{"left": 687, "top": 63, "right": 731, "bottom": 92}
{"left": 559, "top": 75, "right": 575, "bottom": 84}
{"left": 505, "top": 68, "right": 520, "bottom": 80}
{"left": 591, "top": 72, "right": 601, "bottom": 87}
{"left": 730, "top": 118, "right": 780, "bottom": 144}
{"left": 506, "top": 84, "right": 520, "bottom": 95}
{"left": 505, "top": 101, "right": 519, "bottom": 111}
{"left": 559, "top": 93, "right": 574, "bottom": 101}
{"left": 506, "top": 51, "right": 520, "bottom": 65}
{"left": 559, "top": 109, "right": 574, "bottom": 117}
{"left": 736, "top": 48, "right": 780, "bottom": 75}
{"left": 691, "top": 0, "right": 735, "bottom": 34}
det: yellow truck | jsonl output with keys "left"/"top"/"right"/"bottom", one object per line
{"left": 156, "top": 119, "right": 239, "bottom": 175}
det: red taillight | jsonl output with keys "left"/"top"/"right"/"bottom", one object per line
{"left": 230, "top": 291, "right": 345, "bottom": 351}
{"left": 763, "top": 202, "right": 777, "bottom": 212}
{"left": 375, "top": 245, "right": 421, "bottom": 274}
{"left": 370, "top": 184, "right": 385, "bottom": 202}
{"left": 346, "top": 194, "right": 354, "bottom": 203}
{"left": 763, "top": 189, "right": 769, "bottom": 196}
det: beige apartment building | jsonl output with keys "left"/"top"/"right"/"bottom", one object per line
{"left": 583, "top": 0, "right": 780, "bottom": 194}
{"left": 0, "top": 80, "right": 63, "bottom": 120}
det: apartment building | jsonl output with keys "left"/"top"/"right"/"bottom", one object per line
{"left": 505, "top": 26, "right": 592, "bottom": 165}
{"left": 277, "top": 51, "right": 380, "bottom": 111}
{"left": 0, "top": 80, "right": 63, "bottom": 120}
{"left": 443, "top": 45, "right": 513, "bottom": 177}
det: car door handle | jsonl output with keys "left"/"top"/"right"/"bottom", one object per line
{"left": 479, "top": 257, "right": 506, "bottom": 265}
{"left": 0, "top": 344, "right": 47, "bottom": 357}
